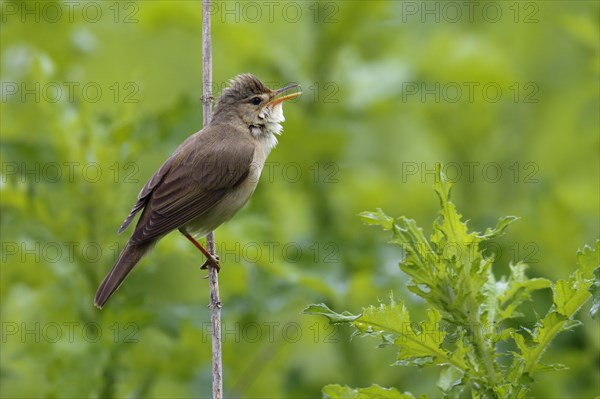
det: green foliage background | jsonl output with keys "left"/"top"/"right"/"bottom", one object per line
{"left": 1, "top": 1, "right": 598, "bottom": 398}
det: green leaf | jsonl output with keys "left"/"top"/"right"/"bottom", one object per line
{"left": 478, "top": 216, "right": 519, "bottom": 240}
{"left": 359, "top": 209, "right": 394, "bottom": 230}
{"left": 515, "top": 242, "right": 598, "bottom": 376}
{"left": 437, "top": 366, "right": 464, "bottom": 393}
{"left": 590, "top": 267, "right": 600, "bottom": 318}
{"left": 431, "top": 166, "right": 470, "bottom": 252}
{"left": 353, "top": 299, "right": 465, "bottom": 370}
{"left": 552, "top": 242, "right": 598, "bottom": 317}
{"left": 390, "top": 217, "right": 438, "bottom": 290}
{"left": 317, "top": 166, "right": 597, "bottom": 398}
{"left": 323, "top": 384, "right": 416, "bottom": 399}
{"left": 530, "top": 363, "right": 568, "bottom": 373}
{"left": 495, "top": 263, "right": 552, "bottom": 321}
{"left": 394, "top": 309, "right": 447, "bottom": 366}
{"left": 521, "top": 312, "right": 575, "bottom": 375}
{"left": 303, "top": 303, "right": 361, "bottom": 324}
{"left": 354, "top": 298, "right": 412, "bottom": 339}
{"left": 577, "top": 241, "right": 600, "bottom": 276}
{"left": 552, "top": 279, "right": 588, "bottom": 317}
{"left": 580, "top": 241, "right": 600, "bottom": 318}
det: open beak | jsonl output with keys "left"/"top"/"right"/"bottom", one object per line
{"left": 269, "top": 83, "right": 302, "bottom": 106}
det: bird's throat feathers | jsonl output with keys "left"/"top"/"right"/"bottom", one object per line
{"left": 251, "top": 102, "right": 285, "bottom": 152}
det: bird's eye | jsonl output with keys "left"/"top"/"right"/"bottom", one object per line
{"left": 250, "top": 97, "right": 262, "bottom": 105}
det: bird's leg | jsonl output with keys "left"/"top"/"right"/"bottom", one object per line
{"left": 182, "top": 233, "right": 220, "bottom": 271}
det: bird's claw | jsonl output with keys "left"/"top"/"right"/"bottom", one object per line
{"left": 200, "top": 254, "right": 220, "bottom": 271}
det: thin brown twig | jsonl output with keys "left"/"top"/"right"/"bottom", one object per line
{"left": 201, "top": 1, "right": 222, "bottom": 398}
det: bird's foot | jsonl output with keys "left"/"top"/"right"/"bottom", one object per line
{"left": 200, "top": 254, "right": 220, "bottom": 271}
{"left": 181, "top": 232, "right": 221, "bottom": 272}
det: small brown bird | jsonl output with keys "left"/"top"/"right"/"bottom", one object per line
{"left": 94, "top": 74, "right": 301, "bottom": 308}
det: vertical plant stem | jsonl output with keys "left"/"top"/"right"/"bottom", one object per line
{"left": 208, "top": 228, "right": 222, "bottom": 399}
{"left": 202, "top": 1, "right": 222, "bottom": 398}
{"left": 202, "top": 3, "right": 213, "bottom": 125}
{"left": 465, "top": 286, "right": 497, "bottom": 388}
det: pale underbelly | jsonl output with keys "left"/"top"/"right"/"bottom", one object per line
{"left": 178, "top": 176, "right": 259, "bottom": 238}
{"left": 179, "top": 134, "right": 271, "bottom": 238}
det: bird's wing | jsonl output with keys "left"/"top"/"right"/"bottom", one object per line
{"left": 118, "top": 156, "right": 175, "bottom": 234}
{"left": 127, "top": 126, "right": 255, "bottom": 244}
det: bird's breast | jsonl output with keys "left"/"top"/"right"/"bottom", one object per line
{"left": 180, "top": 140, "right": 272, "bottom": 238}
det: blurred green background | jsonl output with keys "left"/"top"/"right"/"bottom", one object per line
{"left": 1, "top": 1, "right": 598, "bottom": 398}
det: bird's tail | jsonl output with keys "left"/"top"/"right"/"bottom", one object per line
{"left": 94, "top": 241, "right": 154, "bottom": 309}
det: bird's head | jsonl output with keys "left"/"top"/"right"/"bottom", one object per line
{"left": 213, "top": 74, "right": 301, "bottom": 141}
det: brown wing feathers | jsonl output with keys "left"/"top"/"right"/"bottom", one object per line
{"left": 121, "top": 126, "right": 255, "bottom": 244}
{"left": 118, "top": 158, "right": 175, "bottom": 234}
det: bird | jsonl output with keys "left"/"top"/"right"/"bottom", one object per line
{"left": 94, "top": 73, "right": 301, "bottom": 308}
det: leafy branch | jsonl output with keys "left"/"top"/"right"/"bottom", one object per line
{"left": 305, "top": 164, "right": 599, "bottom": 399}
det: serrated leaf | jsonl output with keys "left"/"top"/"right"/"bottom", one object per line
{"left": 354, "top": 300, "right": 412, "bottom": 338}
{"left": 303, "top": 303, "right": 361, "bottom": 324}
{"left": 359, "top": 209, "right": 394, "bottom": 230}
{"left": 496, "top": 263, "right": 552, "bottom": 321}
{"left": 552, "top": 279, "right": 588, "bottom": 317}
{"left": 338, "top": 166, "right": 597, "bottom": 398}
{"left": 392, "top": 309, "right": 458, "bottom": 368}
{"left": 511, "top": 331, "right": 530, "bottom": 354}
{"left": 580, "top": 241, "right": 600, "bottom": 318}
{"left": 437, "top": 366, "right": 464, "bottom": 392}
{"left": 431, "top": 188, "right": 470, "bottom": 251}
{"left": 521, "top": 312, "right": 570, "bottom": 375}
{"left": 352, "top": 300, "right": 465, "bottom": 370}
{"left": 322, "top": 384, "right": 416, "bottom": 399}
{"left": 492, "top": 384, "right": 512, "bottom": 398}
{"left": 391, "top": 217, "right": 437, "bottom": 287}
{"left": 479, "top": 216, "right": 519, "bottom": 240}
{"left": 532, "top": 362, "right": 568, "bottom": 373}
{"left": 576, "top": 241, "right": 600, "bottom": 277}
{"left": 393, "top": 221, "right": 435, "bottom": 264}
{"left": 393, "top": 356, "right": 434, "bottom": 367}
{"left": 590, "top": 267, "right": 600, "bottom": 318}
{"left": 552, "top": 243, "right": 597, "bottom": 317}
